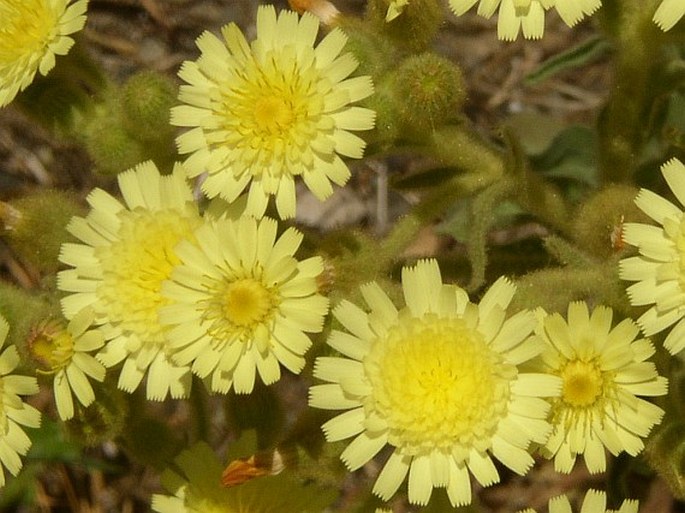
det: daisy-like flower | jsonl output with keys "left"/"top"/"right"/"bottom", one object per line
{"left": 309, "top": 259, "right": 561, "bottom": 506}
{"left": 171, "top": 5, "right": 376, "bottom": 220}
{"left": 0, "top": 315, "right": 40, "bottom": 487}
{"left": 535, "top": 302, "right": 667, "bottom": 473}
{"left": 0, "top": 0, "right": 88, "bottom": 107}
{"left": 653, "top": 0, "right": 685, "bottom": 31}
{"left": 160, "top": 215, "right": 329, "bottom": 394}
{"left": 58, "top": 161, "right": 202, "bottom": 401}
{"left": 152, "top": 438, "right": 335, "bottom": 513}
{"left": 27, "top": 308, "right": 105, "bottom": 420}
{"left": 448, "top": 0, "right": 601, "bottom": 40}
{"left": 620, "top": 158, "right": 685, "bottom": 355}
{"left": 517, "top": 489, "right": 638, "bottom": 513}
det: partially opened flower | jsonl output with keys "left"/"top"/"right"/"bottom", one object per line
{"left": 171, "top": 5, "right": 375, "bottom": 219}
{"left": 535, "top": 302, "right": 667, "bottom": 473}
{"left": 309, "top": 259, "right": 561, "bottom": 506}
{"left": 152, "top": 438, "right": 335, "bottom": 513}
{"left": 160, "top": 215, "right": 329, "bottom": 394}
{"left": 58, "top": 161, "right": 201, "bottom": 400}
{"left": 0, "top": 316, "right": 40, "bottom": 487}
{"left": 0, "top": 0, "right": 89, "bottom": 107}
{"left": 27, "top": 308, "right": 105, "bottom": 420}
{"left": 620, "top": 158, "right": 685, "bottom": 354}
{"left": 653, "top": 0, "right": 685, "bottom": 31}
{"left": 517, "top": 489, "right": 638, "bottom": 513}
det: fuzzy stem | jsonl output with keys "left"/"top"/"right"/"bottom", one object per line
{"left": 597, "top": 0, "right": 666, "bottom": 183}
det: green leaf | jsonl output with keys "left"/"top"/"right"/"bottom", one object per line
{"left": 437, "top": 198, "right": 524, "bottom": 242}
{"left": 505, "top": 111, "right": 566, "bottom": 156}
{"left": 525, "top": 36, "right": 612, "bottom": 85}
{"left": 530, "top": 125, "right": 599, "bottom": 188}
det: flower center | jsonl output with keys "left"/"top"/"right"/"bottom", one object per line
{"left": 215, "top": 46, "right": 326, "bottom": 175}
{"left": 223, "top": 278, "right": 274, "bottom": 327}
{"left": 0, "top": 0, "right": 57, "bottom": 66}
{"left": 364, "top": 316, "right": 514, "bottom": 455}
{"left": 201, "top": 275, "right": 279, "bottom": 343}
{"left": 27, "top": 320, "right": 74, "bottom": 373}
{"left": 253, "top": 96, "right": 295, "bottom": 135}
{"left": 96, "top": 208, "right": 198, "bottom": 342}
{"left": 560, "top": 360, "right": 603, "bottom": 407}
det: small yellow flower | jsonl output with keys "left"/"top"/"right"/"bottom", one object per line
{"left": 653, "top": 0, "right": 685, "bottom": 31}
{"left": 620, "top": 158, "right": 685, "bottom": 354}
{"left": 535, "top": 302, "right": 667, "bottom": 473}
{"left": 27, "top": 308, "right": 105, "bottom": 420}
{"left": 160, "top": 215, "right": 329, "bottom": 394}
{"left": 152, "top": 436, "right": 336, "bottom": 513}
{"left": 171, "top": 5, "right": 375, "bottom": 219}
{"left": 517, "top": 489, "right": 638, "bottom": 513}
{"left": 0, "top": 0, "right": 88, "bottom": 107}
{"left": 0, "top": 316, "right": 40, "bottom": 487}
{"left": 310, "top": 259, "right": 560, "bottom": 506}
{"left": 58, "top": 161, "right": 201, "bottom": 401}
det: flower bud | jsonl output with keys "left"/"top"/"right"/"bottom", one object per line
{"left": 0, "top": 189, "right": 83, "bottom": 274}
{"left": 391, "top": 53, "right": 467, "bottom": 136}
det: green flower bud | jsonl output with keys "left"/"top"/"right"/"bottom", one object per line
{"left": 391, "top": 53, "right": 466, "bottom": 136}
{"left": 363, "top": 76, "right": 401, "bottom": 146}
{"left": 120, "top": 71, "right": 176, "bottom": 142}
{"left": 82, "top": 109, "right": 146, "bottom": 176}
{"left": 0, "top": 282, "right": 55, "bottom": 350}
{"left": 572, "top": 184, "right": 648, "bottom": 259}
{"left": 365, "top": 0, "right": 443, "bottom": 52}
{"left": 0, "top": 189, "right": 83, "bottom": 274}
{"left": 334, "top": 17, "right": 397, "bottom": 78}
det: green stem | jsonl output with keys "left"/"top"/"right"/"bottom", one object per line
{"left": 597, "top": 0, "right": 666, "bottom": 183}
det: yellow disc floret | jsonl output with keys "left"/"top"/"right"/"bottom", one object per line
{"left": 366, "top": 315, "right": 513, "bottom": 454}
{"left": 0, "top": 1, "right": 57, "bottom": 66}
{"left": 560, "top": 360, "right": 604, "bottom": 408}
{"left": 97, "top": 209, "right": 196, "bottom": 341}
{"left": 28, "top": 320, "right": 74, "bottom": 373}
{"left": 222, "top": 278, "right": 276, "bottom": 329}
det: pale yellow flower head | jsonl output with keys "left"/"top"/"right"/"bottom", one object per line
{"left": 27, "top": 308, "right": 105, "bottom": 420}
{"left": 58, "top": 161, "right": 202, "bottom": 401}
{"left": 152, "top": 437, "right": 335, "bottom": 513}
{"left": 160, "top": 215, "right": 329, "bottom": 394}
{"left": 0, "top": 316, "right": 40, "bottom": 487}
{"left": 0, "top": 0, "right": 88, "bottom": 107}
{"left": 535, "top": 302, "right": 667, "bottom": 474}
{"left": 448, "top": 0, "right": 601, "bottom": 40}
{"left": 620, "top": 158, "right": 685, "bottom": 354}
{"left": 518, "top": 489, "right": 638, "bottom": 513}
{"left": 653, "top": 0, "right": 685, "bottom": 31}
{"left": 310, "top": 259, "right": 561, "bottom": 506}
{"left": 171, "top": 5, "right": 375, "bottom": 220}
